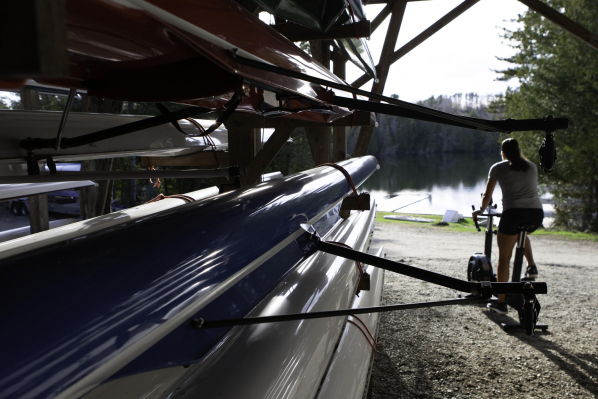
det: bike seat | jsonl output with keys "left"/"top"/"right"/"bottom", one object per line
{"left": 518, "top": 224, "right": 536, "bottom": 232}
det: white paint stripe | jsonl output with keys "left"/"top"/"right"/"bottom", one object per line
{"left": 0, "top": 187, "right": 219, "bottom": 261}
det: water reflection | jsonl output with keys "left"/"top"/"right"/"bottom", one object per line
{"left": 363, "top": 153, "right": 503, "bottom": 216}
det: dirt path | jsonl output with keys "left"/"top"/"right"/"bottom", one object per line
{"left": 368, "top": 221, "right": 598, "bottom": 399}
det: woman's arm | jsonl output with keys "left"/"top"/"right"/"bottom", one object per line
{"left": 472, "top": 178, "right": 497, "bottom": 220}
{"left": 480, "top": 178, "right": 497, "bottom": 210}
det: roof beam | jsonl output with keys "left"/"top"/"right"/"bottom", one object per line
{"left": 371, "top": 3, "right": 392, "bottom": 33}
{"left": 332, "top": 51, "right": 348, "bottom": 162}
{"left": 241, "top": 127, "right": 295, "bottom": 185}
{"left": 352, "top": 0, "right": 480, "bottom": 88}
{"left": 353, "top": 0, "right": 408, "bottom": 157}
{"left": 518, "top": 0, "right": 598, "bottom": 51}
{"left": 271, "top": 21, "right": 371, "bottom": 41}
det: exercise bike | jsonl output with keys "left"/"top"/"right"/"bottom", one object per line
{"left": 469, "top": 204, "right": 548, "bottom": 334}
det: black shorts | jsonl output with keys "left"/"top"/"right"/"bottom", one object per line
{"left": 498, "top": 208, "right": 544, "bottom": 235}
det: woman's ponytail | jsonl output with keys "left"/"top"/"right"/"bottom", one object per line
{"left": 501, "top": 138, "right": 530, "bottom": 172}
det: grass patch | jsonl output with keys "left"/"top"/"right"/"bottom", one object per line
{"left": 530, "top": 228, "right": 598, "bottom": 241}
{"left": 376, "top": 212, "right": 598, "bottom": 241}
{"left": 376, "top": 212, "right": 478, "bottom": 233}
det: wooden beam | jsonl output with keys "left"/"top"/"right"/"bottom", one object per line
{"left": 94, "top": 159, "right": 116, "bottom": 216}
{"left": 226, "top": 127, "right": 259, "bottom": 168}
{"left": 141, "top": 151, "right": 229, "bottom": 167}
{"left": 241, "top": 127, "right": 295, "bottom": 185}
{"left": 353, "top": 125, "right": 374, "bottom": 158}
{"left": 373, "top": 1, "right": 407, "bottom": 95}
{"left": 0, "top": 0, "right": 69, "bottom": 78}
{"left": 79, "top": 158, "right": 115, "bottom": 219}
{"left": 19, "top": 86, "right": 50, "bottom": 233}
{"left": 392, "top": 0, "right": 480, "bottom": 64}
{"left": 306, "top": 36, "right": 333, "bottom": 165}
{"left": 272, "top": 21, "right": 371, "bottom": 41}
{"left": 19, "top": 87, "right": 40, "bottom": 110}
{"left": 352, "top": 0, "right": 480, "bottom": 89}
{"left": 306, "top": 127, "right": 331, "bottom": 165}
{"left": 79, "top": 98, "right": 121, "bottom": 217}
{"left": 371, "top": 3, "right": 392, "bottom": 33}
{"left": 28, "top": 194, "right": 49, "bottom": 234}
{"left": 332, "top": 127, "right": 347, "bottom": 162}
{"left": 353, "top": 0, "right": 407, "bottom": 157}
{"left": 332, "top": 52, "right": 347, "bottom": 80}
{"left": 332, "top": 51, "right": 347, "bottom": 163}
{"left": 309, "top": 41, "right": 332, "bottom": 68}
{"left": 222, "top": 111, "right": 375, "bottom": 129}
{"left": 518, "top": 0, "right": 598, "bottom": 51}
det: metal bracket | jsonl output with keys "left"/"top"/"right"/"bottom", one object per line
{"left": 26, "top": 149, "right": 40, "bottom": 176}
{"left": 340, "top": 192, "right": 371, "bottom": 211}
{"left": 46, "top": 156, "right": 57, "bottom": 174}
{"left": 54, "top": 88, "right": 77, "bottom": 151}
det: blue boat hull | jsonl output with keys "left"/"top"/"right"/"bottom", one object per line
{"left": 0, "top": 156, "right": 378, "bottom": 399}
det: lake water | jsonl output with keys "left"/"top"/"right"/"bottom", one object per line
{"left": 363, "top": 153, "right": 505, "bottom": 217}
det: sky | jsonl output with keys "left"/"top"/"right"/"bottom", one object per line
{"left": 344, "top": 0, "right": 529, "bottom": 103}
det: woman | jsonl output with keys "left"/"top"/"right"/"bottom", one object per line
{"left": 472, "top": 138, "right": 544, "bottom": 314}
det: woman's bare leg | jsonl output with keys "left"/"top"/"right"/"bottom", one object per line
{"left": 497, "top": 231, "right": 518, "bottom": 303}
{"left": 524, "top": 236, "right": 536, "bottom": 266}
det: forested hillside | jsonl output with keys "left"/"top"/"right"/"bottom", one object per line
{"left": 348, "top": 93, "right": 503, "bottom": 157}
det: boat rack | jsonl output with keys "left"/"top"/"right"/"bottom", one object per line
{"left": 194, "top": 228, "right": 547, "bottom": 330}
{"left": 20, "top": 105, "right": 215, "bottom": 152}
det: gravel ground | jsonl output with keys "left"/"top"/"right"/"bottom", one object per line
{"left": 368, "top": 221, "right": 598, "bottom": 399}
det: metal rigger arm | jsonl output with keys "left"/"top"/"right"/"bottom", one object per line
{"left": 316, "top": 240, "right": 546, "bottom": 296}
{"left": 194, "top": 229, "right": 546, "bottom": 330}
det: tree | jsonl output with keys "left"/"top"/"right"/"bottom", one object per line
{"left": 349, "top": 93, "right": 502, "bottom": 157}
{"left": 496, "top": 0, "right": 598, "bottom": 232}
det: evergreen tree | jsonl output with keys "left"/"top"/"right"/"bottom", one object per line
{"left": 496, "top": 0, "right": 598, "bottom": 231}
{"left": 349, "top": 93, "right": 503, "bottom": 156}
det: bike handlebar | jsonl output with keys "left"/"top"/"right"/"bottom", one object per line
{"left": 472, "top": 205, "right": 502, "bottom": 232}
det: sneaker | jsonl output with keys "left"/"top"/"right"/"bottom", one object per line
{"left": 487, "top": 302, "right": 508, "bottom": 314}
{"left": 524, "top": 265, "right": 539, "bottom": 280}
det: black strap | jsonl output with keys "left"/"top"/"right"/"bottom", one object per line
{"left": 155, "top": 103, "right": 184, "bottom": 133}
{"left": 46, "top": 156, "right": 57, "bottom": 174}
{"left": 202, "top": 92, "right": 244, "bottom": 136}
